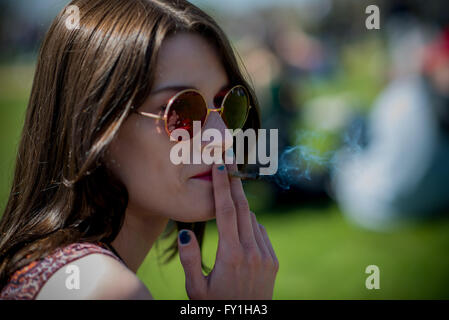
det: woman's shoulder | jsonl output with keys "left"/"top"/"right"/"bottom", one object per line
{"left": 1, "top": 242, "right": 152, "bottom": 300}
{"left": 36, "top": 244, "right": 152, "bottom": 300}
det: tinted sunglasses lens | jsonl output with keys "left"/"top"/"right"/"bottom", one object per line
{"left": 222, "top": 86, "right": 250, "bottom": 130}
{"left": 167, "top": 91, "right": 207, "bottom": 138}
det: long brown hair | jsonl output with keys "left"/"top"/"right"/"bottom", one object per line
{"left": 0, "top": 0, "right": 260, "bottom": 288}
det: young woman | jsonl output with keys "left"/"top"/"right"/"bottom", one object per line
{"left": 0, "top": 0, "right": 278, "bottom": 299}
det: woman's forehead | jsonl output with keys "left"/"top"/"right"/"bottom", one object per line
{"left": 152, "top": 32, "right": 229, "bottom": 92}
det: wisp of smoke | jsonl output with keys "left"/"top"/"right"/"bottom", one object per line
{"left": 271, "top": 123, "right": 365, "bottom": 190}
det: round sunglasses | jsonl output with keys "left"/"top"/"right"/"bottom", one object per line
{"left": 132, "top": 84, "right": 252, "bottom": 138}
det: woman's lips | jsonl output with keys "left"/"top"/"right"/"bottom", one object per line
{"left": 191, "top": 170, "right": 213, "bottom": 181}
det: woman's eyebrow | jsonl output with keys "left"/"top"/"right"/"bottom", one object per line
{"left": 150, "top": 83, "right": 230, "bottom": 95}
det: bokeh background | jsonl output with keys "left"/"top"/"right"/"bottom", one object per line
{"left": 1, "top": 0, "right": 449, "bottom": 299}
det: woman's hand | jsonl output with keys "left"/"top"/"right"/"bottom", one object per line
{"left": 177, "top": 163, "right": 279, "bottom": 300}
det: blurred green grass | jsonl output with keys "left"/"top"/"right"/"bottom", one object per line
{"left": 1, "top": 63, "right": 449, "bottom": 299}
{"left": 0, "top": 64, "right": 33, "bottom": 210}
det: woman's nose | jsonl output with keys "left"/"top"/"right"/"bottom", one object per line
{"left": 199, "top": 107, "right": 233, "bottom": 158}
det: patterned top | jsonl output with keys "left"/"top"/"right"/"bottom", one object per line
{"left": 0, "top": 242, "right": 126, "bottom": 300}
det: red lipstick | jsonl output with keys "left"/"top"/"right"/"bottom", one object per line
{"left": 191, "top": 170, "right": 213, "bottom": 181}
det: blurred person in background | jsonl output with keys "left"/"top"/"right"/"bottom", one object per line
{"left": 332, "top": 27, "right": 449, "bottom": 230}
{"left": 249, "top": 17, "right": 331, "bottom": 206}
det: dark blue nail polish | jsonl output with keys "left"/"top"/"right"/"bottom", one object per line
{"left": 218, "top": 165, "right": 225, "bottom": 171}
{"left": 179, "top": 230, "right": 191, "bottom": 245}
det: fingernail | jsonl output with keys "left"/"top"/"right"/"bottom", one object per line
{"left": 218, "top": 165, "right": 225, "bottom": 171}
{"left": 179, "top": 230, "right": 191, "bottom": 245}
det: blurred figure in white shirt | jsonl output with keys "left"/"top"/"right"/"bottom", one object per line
{"left": 332, "top": 28, "right": 449, "bottom": 230}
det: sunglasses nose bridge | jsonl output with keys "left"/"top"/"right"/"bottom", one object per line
{"left": 206, "top": 107, "right": 223, "bottom": 115}
{"left": 203, "top": 106, "right": 226, "bottom": 130}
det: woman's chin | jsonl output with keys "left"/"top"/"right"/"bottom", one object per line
{"left": 174, "top": 208, "right": 216, "bottom": 223}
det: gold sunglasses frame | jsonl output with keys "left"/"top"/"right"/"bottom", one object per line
{"left": 133, "top": 84, "right": 252, "bottom": 137}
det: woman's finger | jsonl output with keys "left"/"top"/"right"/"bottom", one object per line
{"left": 212, "top": 163, "right": 239, "bottom": 247}
{"left": 177, "top": 229, "right": 207, "bottom": 299}
{"left": 259, "top": 224, "right": 279, "bottom": 272}
{"left": 249, "top": 212, "right": 270, "bottom": 257}
{"left": 227, "top": 163, "right": 257, "bottom": 250}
